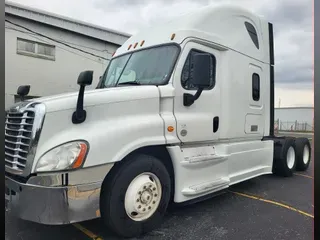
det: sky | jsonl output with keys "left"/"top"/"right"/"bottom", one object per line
{"left": 8, "top": 0, "right": 313, "bottom": 107}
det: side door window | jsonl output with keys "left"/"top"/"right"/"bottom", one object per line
{"left": 181, "top": 49, "right": 216, "bottom": 90}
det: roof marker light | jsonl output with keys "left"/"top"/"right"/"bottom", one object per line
{"left": 134, "top": 42, "right": 138, "bottom": 48}
{"left": 128, "top": 44, "right": 132, "bottom": 50}
{"left": 140, "top": 40, "right": 145, "bottom": 46}
{"left": 171, "top": 33, "right": 176, "bottom": 40}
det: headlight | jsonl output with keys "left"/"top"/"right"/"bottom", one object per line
{"left": 35, "top": 141, "right": 88, "bottom": 172}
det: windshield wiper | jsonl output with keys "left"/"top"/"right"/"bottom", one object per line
{"left": 117, "top": 80, "right": 141, "bottom": 85}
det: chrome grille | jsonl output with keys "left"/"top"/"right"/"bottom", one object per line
{"left": 5, "top": 110, "right": 35, "bottom": 172}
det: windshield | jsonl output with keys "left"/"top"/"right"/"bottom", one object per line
{"left": 100, "top": 44, "right": 180, "bottom": 88}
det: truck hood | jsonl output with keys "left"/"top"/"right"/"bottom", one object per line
{"left": 29, "top": 85, "right": 161, "bottom": 113}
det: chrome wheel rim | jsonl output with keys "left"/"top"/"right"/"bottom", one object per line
{"left": 303, "top": 145, "right": 310, "bottom": 164}
{"left": 287, "top": 146, "right": 295, "bottom": 169}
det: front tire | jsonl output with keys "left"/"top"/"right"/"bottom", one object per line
{"left": 100, "top": 154, "right": 171, "bottom": 238}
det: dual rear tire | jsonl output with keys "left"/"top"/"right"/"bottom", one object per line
{"left": 273, "top": 137, "right": 311, "bottom": 177}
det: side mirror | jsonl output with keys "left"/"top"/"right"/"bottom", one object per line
{"left": 77, "top": 70, "right": 93, "bottom": 86}
{"left": 17, "top": 85, "right": 30, "bottom": 101}
{"left": 72, "top": 70, "right": 93, "bottom": 124}
{"left": 191, "top": 53, "right": 212, "bottom": 88}
{"left": 184, "top": 53, "right": 212, "bottom": 106}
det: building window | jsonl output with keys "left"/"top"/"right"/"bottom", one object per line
{"left": 181, "top": 49, "right": 216, "bottom": 90}
{"left": 245, "top": 22, "right": 259, "bottom": 49}
{"left": 17, "top": 38, "right": 55, "bottom": 60}
{"left": 252, "top": 73, "right": 260, "bottom": 101}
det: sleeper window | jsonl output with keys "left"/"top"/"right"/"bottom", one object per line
{"left": 252, "top": 73, "right": 260, "bottom": 101}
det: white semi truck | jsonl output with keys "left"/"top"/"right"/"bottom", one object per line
{"left": 5, "top": 5, "right": 311, "bottom": 238}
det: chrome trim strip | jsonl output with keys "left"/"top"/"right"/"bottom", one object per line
{"left": 27, "top": 163, "right": 114, "bottom": 187}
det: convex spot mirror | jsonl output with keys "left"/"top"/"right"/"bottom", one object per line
{"left": 77, "top": 70, "right": 93, "bottom": 86}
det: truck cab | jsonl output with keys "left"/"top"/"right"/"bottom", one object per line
{"left": 5, "top": 5, "right": 311, "bottom": 238}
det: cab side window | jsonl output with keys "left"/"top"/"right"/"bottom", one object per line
{"left": 252, "top": 73, "right": 260, "bottom": 101}
{"left": 181, "top": 49, "right": 216, "bottom": 90}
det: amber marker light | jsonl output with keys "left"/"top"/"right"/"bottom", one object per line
{"left": 167, "top": 126, "right": 174, "bottom": 132}
{"left": 72, "top": 143, "right": 88, "bottom": 169}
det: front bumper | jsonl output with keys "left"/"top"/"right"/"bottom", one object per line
{"left": 5, "top": 164, "right": 113, "bottom": 225}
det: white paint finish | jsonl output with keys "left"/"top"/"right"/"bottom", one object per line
{"left": 5, "top": 14, "right": 125, "bottom": 109}
{"left": 115, "top": 5, "right": 269, "bottom": 65}
{"left": 229, "top": 166, "right": 272, "bottom": 186}
{"left": 5, "top": 5, "right": 277, "bottom": 209}
{"left": 168, "top": 144, "right": 229, "bottom": 202}
{"left": 217, "top": 49, "right": 269, "bottom": 140}
{"left": 167, "top": 141, "right": 273, "bottom": 202}
{"left": 167, "top": 140, "right": 273, "bottom": 203}
{"left": 181, "top": 177, "right": 230, "bottom": 196}
{"left": 158, "top": 85, "right": 180, "bottom": 144}
{"left": 227, "top": 140, "right": 273, "bottom": 185}
{"left": 30, "top": 86, "right": 166, "bottom": 172}
{"left": 173, "top": 41, "right": 221, "bottom": 143}
{"left": 245, "top": 114, "right": 264, "bottom": 135}
{"left": 30, "top": 85, "right": 158, "bottom": 113}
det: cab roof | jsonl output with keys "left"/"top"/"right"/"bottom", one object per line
{"left": 114, "top": 4, "right": 270, "bottom": 64}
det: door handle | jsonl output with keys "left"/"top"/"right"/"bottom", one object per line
{"left": 213, "top": 117, "right": 219, "bottom": 133}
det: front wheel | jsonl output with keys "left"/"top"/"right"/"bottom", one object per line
{"left": 100, "top": 154, "right": 171, "bottom": 238}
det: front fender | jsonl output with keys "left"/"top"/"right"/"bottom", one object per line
{"left": 31, "top": 96, "right": 166, "bottom": 172}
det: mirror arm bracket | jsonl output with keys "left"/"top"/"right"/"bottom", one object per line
{"left": 72, "top": 85, "right": 87, "bottom": 124}
{"left": 183, "top": 87, "right": 204, "bottom": 107}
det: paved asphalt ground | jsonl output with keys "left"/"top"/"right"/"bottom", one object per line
{"left": 5, "top": 134, "right": 314, "bottom": 240}
{"left": 5, "top": 164, "right": 313, "bottom": 240}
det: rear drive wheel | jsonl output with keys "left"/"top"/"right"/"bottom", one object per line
{"left": 273, "top": 138, "right": 297, "bottom": 177}
{"left": 100, "top": 154, "right": 171, "bottom": 238}
{"left": 294, "top": 138, "right": 311, "bottom": 171}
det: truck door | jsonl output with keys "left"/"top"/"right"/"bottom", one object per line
{"left": 172, "top": 42, "right": 221, "bottom": 143}
{"left": 245, "top": 63, "right": 265, "bottom": 136}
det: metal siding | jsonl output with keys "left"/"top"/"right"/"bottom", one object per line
{"left": 5, "top": 1, "right": 131, "bottom": 45}
{"left": 5, "top": 15, "right": 124, "bottom": 109}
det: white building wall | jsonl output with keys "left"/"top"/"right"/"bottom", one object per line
{"left": 5, "top": 14, "right": 126, "bottom": 109}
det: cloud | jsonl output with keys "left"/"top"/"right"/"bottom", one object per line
{"left": 7, "top": 0, "right": 313, "bottom": 106}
